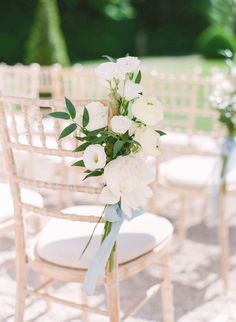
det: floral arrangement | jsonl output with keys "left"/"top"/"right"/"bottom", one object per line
{"left": 209, "top": 50, "right": 236, "bottom": 208}
{"left": 210, "top": 50, "right": 236, "bottom": 138}
{"left": 49, "top": 56, "right": 164, "bottom": 294}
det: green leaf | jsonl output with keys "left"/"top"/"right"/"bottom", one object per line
{"left": 155, "top": 130, "right": 166, "bottom": 136}
{"left": 113, "top": 140, "right": 124, "bottom": 158}
{"left": 134, "top": 70, "right": 142, "bottom": 84}
{"left": 86, "top": 127, "right": 107, "bottom": 136}
{"left": 82, "top": 107, "right": 89, "bottom": 128}
{"left": 79, "top": 206, "right": 105, "bottom": 259}
{"left": 48, "top": 112, "right": 70, "bottom": 120}
{"left": 102, "top": 55, "right": 115, "bottom": 62}
{"left": 83, "top": 169, "right": 103, "bottom": 180}
{"left": 73, "top": 142, "right": 90, "bottom": 152}
{"left": 65, "top": 97, "right": 76, "bottom": 119}
{"left": 72, "top": 160, "right": 85, "bottom": 167}
{"left": 59, "top": 123, "right": 77, "bottom": 139}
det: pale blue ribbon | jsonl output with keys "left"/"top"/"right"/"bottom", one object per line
{"left": 210, "top": 136, "right": 236, "bottom": 225}
{"left": 83, "top": 204, "right": 144, "bottom": 295}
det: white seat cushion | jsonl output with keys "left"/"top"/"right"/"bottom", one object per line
{"left": 36, "top": 205, "right": 173, "bottom": 269}
{"left": 0, "top": 183, "right": 43, "bottom": 220}
{"left": 160, "top": 132, "right": 220, "bottom": 153}
{"left": 159, "top": 155, "right": 236, "bottom": 190}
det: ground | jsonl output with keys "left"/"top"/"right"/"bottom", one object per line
{"left": 1, "top": 194, "right": 236, "bottom": 322}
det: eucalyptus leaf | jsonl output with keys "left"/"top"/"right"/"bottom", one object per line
{"left": 59, "top": 123, "right": 77, "bottom": 139}
{"left": 48, "top": 112, "right": 70, "bottom": 120}
{"left": 155, "top": 130, "right": 166, "bottom": 136}
{"left": 113, "top": 140, "right": 124, "bottom": 157}
{"left": 82, "top": 107, "right": 89, "bottom": 128}
{"left": 102, "top": 55, "right": 115, "bottom": 62}
{"left": 84, "top": 169, "right": 103, "bottom": 180}
{"left": 72, "top": 160, "right": 85, "bottom": 167}
{"left": 65, "top": 97, "right": 76, "bottom": 119}
{"left": 134, "top": 70, "right": 142, "bottom": 84}
{"left": 73, "top": 142, "right": 90, "bottom": 152}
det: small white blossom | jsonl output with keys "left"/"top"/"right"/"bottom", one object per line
{"left": 118, "top": 80, "right": 142, "bottom": 101}
{"left": 111, "top": 115, "right": 132, "bottom": 134}
{"left": 95, "top": 62, "right": 124, "bottom": 88}
{"left": 132, "top": 96, "right": 163, "bottom": 126}
{"left": 79, "top": 102, "right": 107, "bottom": 131}
{"left": 134, "top": 127, "right": 160, "bottom": 157}
{"left": 83, "top": 144, "right": 106, "bottom": 171}
{"left": 117, "top": 56, "right": 141, "bottom": 74}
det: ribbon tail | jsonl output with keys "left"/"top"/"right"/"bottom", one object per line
{"left": 83, "top": 220, "right": 123, "bottom": 295}
{"left": 209, "top": 180, "right": 221, "bottom": 226}
{"left": 209, "top": 137, "right": 236, "bottom": 226}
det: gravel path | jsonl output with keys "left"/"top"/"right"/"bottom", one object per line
{"left": 1, "top": 197, "right": 236, "bottom": 322}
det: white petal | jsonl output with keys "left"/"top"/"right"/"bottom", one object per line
{"left": 99, "top": 186, "right": 120, "bottom": 204}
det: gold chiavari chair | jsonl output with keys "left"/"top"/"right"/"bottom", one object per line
{"left": 0, "top": 94, "right": 174, "bottom": 322}
{"left": 151, "top": 74, "right": 236, "bottom": 290}
{"left": 60, "top": 67, "right": 108, "bottom": 100}
{"left": 0, "top": 64, "right": 42, "bottom": 236}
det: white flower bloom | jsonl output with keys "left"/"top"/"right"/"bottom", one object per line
{"left": 83, "top": 144, "right": 106, "bottom": 171}
{"left": 132, "top": 96, "right": 163, "bottom": 126}
{"left": 128, "top": 122, "right": 139, "bottom": 136}
{"left": 230, "top": 66, "right": 236, "bottom": 88}
{"left": 118, "top": 80, "right": 142, "bottom": 100}
{"left": 99, "top": 154, "right": 155, "bottom": 216}
{"left": 134, "top": 127, "right": 160, "bottom": 157}
{"left": 95, "top": 62, "right": 125, "bottom": 86}
{"left": 79, "top": 102, "right": 108, "bottom": 131}
{"left": 117, "top": 56, "right": 141, "bottom": 74}
{"left": 111, "top": 115, "right": 132, "bottom": 134}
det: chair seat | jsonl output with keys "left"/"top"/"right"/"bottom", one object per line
{"left": 159, "top": 155, "right": 236, "bottom": 190}
{"left": 0, "top": 183, "right": 43, "bottom": 220}
{"left": 160, "top": 132, "right": 220, "bottom": 153}
{"left": 36, "top": 205, "right": 173, "bottom": 269}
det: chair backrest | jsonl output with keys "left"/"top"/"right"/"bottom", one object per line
{"left": 142, "top": 72, "right": 223, "bottom": 139}
{"left": 0, "top": 95, "right": 107, "bottom": 257}
{"left": 60, "top": 68, "right": 108, "bottom": 100}
{"left": 39, "top": 64, "right": 62, "bottom": 97}
{"left": 0, "top": 64, "right": 40, "bottom": 98}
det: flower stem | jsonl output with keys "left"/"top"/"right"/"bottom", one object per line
{"left": 101, "top": 221, "right": 116, "bottom": 272}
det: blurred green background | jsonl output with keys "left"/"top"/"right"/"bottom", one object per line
{"left": 0, "top": 0, "right": 235, "bottom": 67}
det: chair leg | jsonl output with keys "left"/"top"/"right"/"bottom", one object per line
{"left": 160, "top": 250, "right": 175, "bottom": 322}
{"left": 81, "top": 289, "right": 89, "bottom": 322}
{"left": 218, "top": 192, "right": 229, "bottom": 291}
{"left": 15, "top": 265, "right": 26, "bottom": 322}
{"left": 178, "top": 195, "right": 187, "bottom": 248}
{"left": 106, "top": 253, "right": 120, "bottom": 322}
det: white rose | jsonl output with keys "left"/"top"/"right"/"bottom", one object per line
{"left": 99, "top": 154, "right": 155, "bottom": 216}
{"left": 111, "top": 115, "right": 132, "bottom": 134}
{"left": 83, "top": 144, "right": 106, "bottom": 171}
{"left": 134, "top": 127, "right": 160, "bottom": 157}
{"left": 117, "top": 56, "right": 141, "bottom": 74}
{"left": 79, "top": 102, "right": 108, "bottom": 131}
{"left": 132, "top": 96, "right": 163, "bottom": 126}
{"left": 118, "top": 80, "right": 142, "bottom": 101}
{"left": 95, "top": 62, "right": 124, "bottom": 83}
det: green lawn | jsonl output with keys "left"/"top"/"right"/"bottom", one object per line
{"left": 82, "top": 54, "right": 227, "bottom": 76}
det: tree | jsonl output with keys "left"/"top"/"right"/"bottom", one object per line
{"left": 209, "top": 0, "right": 236, "bottom": 33}
{"left": 24, "top": 0, "right": 70, "bottom": 66}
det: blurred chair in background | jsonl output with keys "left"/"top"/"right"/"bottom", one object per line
{"left": 0, "top": 63, "right": 40, "bottom": 98}
{"left": 148, "top": 73, "right": 236, "bottom": 290}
